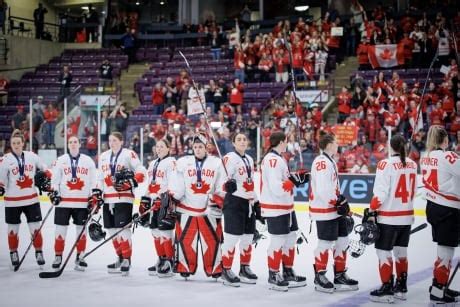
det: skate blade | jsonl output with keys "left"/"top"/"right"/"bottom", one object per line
{"left": 370, "top": 295, "right": 395, "bottom": 304}
{"left": 74, "top": 265, "right": 86, "bottom": 272}
{"left": 158, "top": 272, "right": 174, "bottom": 278}
{"left": 269, "top": 284, "right": 288, "bottom": 292}
{"left": 108, "top": 269, "right": 122, "bottom": 274}
{"left": 394, "top": 292, "right": 407, "bottom": 300}
{"left": 121, "top": 271, "right": 129, "bottom": 277}
{"left": 148, "top": 271, "right": 158, "bottom": 276}
{"left": 222, "top": 280, "right": 241, "bottom": 287}
{"left": 288, "top": 280, "right": 307, "bottom": 288}
{"left": 429, "top": 302, "right": 457, "bottom": 307}
{"left": 314, "top": 285, "right": 334, "bottom": 294}
{"left": 239, "top": 276, "right": 257, "bottom": 284}
{"left": 334, "top": 284, "right": 359, "bottom": 292}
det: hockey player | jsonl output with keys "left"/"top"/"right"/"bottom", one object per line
{"left": 221, "top": 132, "right": 259, "bottom": 286}
{"left": 260, "top": 131, "right": 307, "bottom": 292}
{"left": 0, "top": 130, "right": 51, "bottom": 269}
{"left": 420, "top": 125, "right": 460, "bottom": 304}
{"left": 50, "top": 135, "right": 98, "bottom": 271}
{"left": 310, "top": 131, "right": 358, "bottom": 293}
{"left": 169, "top": 133, "right": 225, "bottom": 279}
{"left": 99, "top": 131, "right": 147, "bottom": 276}
{"left": 367, "top": 134, "right": 417, "bottom": 303}
{"left": 144, "top": 139, "right": 176, "bottom": 277}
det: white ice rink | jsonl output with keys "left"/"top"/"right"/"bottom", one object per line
{"left": 0, "top": 200, "right": 458, "bottom": 307}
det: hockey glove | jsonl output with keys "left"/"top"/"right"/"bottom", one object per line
{"left": 253, "top": 201, "right": 265, "bottom": 224}
{"left": 336, "top": 194, "right": 350, "bottom": 216}
{"left": 48, "top": 190, "right": 61, "bottom": 206}
{"left": 138, "top": 196, "right": 152, "bottom": 227}
{"left": 0, "top": 185, "right": 4, "bottom": 197}
{"left": 206, "top": 203, "right": 222, "bottom": 219}
{"left": 224, "top": 179, "right": 237, "bottom": 194}
{"left": 88, "top": 188, "right": 104, "bottom": 213}
{"left": 114, "top": 179, "right": 135, "bottom": 192}
{"left": 362, "top": 208, "right": 377, "bottom": 224}
{"left": 288, "top": 171, "right": 310, "bottom": 187}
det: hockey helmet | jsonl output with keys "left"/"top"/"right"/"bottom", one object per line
{"left": 345, "top": 215, "right": 355, "bottom": 235}
{"left": 354, "top": 221, "right": 380, "bottom": 245}
{"left": 34, "top": 170, "right": 51, "bottom": 194}
{"left": 88, "top": 220, "right": 106, "bottom": 242}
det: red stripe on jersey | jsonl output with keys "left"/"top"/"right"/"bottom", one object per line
{"left": 176, "top": 203, "right": 206, "bottom": 213}
{"left": 4, "top": 193, "right": 38, "bottom": 201}
{"left": 260, "top": 203, "right": 294, "bottom": 210}
{"left": 61, "top": 197, "right": 89, "bottom": 203}
{"left": 104, "top": 192, "right": 134, "bottom": 198}
{"left": 378, "top": 210, "right": 414, "bottom": 217}
{"left": 424, "top": 182, "right": 460, "bottom": 202}
{"left": 309, "top": 206, "right": 337, "bottom": 213}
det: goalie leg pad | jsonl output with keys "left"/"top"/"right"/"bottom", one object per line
{"left": 175, "top": 215, "right": 199, "bottom": 275}
{"left": 198, "top": 215, "right": 222, "bottom": 276}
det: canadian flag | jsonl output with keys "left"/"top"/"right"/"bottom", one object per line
{"left": 368, "top": 44, "right": 404, "bottom": 69}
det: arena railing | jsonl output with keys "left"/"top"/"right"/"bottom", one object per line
{"left": 8, "top": 16, "right": 59, "bottom": 42}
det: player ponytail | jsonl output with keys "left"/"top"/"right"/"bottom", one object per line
{"left": 426, "top": 125, "right": 448, "bottom": 153}
{"left": 11, "top": 129, "right": 25, "bottom": 143}
{"left": 318, "top": 130, "right": 335, "bottom": 151}
{"left": 390, "top": 134, "right": 407, "bottom": 167}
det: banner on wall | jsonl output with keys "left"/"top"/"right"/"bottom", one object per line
{"left": 330, "top": 125, "right": 359, "bottom": 146}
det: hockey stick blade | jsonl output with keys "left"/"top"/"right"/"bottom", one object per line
{"left": 39, "top": 270, "right": 63, "bottom": 279}
{"left": 410, "top": 222, "right": 427, "bottom": 234}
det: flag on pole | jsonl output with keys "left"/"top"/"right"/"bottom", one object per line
{"left": 187, "top": 87, "right": 206, "bottom": 116}
{"left": 368, "top": 44, "right": 404, "bottom": 69}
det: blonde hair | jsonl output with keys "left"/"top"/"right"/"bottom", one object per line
{"left": 10, "top": 129, "right": 25, "bottom": 143}
{"left": 426, "top": 125, "right": 448, "bottom": 153}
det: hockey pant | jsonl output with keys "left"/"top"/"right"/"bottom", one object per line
{"left": 175, "top": 213, "right": 223, "bottom": 276}
{"left": 8, "top": 222, "right": 43, "bottom": 252}
{"left": 314, "top": 237, "right": 348, "bottom": 272}
{"left": 151, "top": 228, "right": 175, "bottom": 260}
{"left": 376, "top": 247, "right": 408, "bottom": 283}
{"left": 221, "top": 233, "right": 254, "bottom": 269}
{"left": 54, "top": 225, "right": 87, "bottom": 256}
{"left": 267, "top": 231, "right": 296, "bottom": 272}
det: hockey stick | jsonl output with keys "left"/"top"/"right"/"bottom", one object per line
{"left": 282, "top": 29, "right": 303, "bottom": 169}
{"left": 14, "top": 201, "right": 56, "bottom": 272}
{"left": 178, "top": 50, "right": 229, "bottom": 176}
{"left": 78, "top": 206, "right": 155, "bottom": 262}
{"left": 446, "top": 261, "right": 460, "bottom": 292}
{"left": 39, "top": 206, "right": 99, "bottom": 278}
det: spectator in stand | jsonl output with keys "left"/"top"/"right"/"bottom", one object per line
{"left": 85, "top": 4, "right": 99, "bottom": 42}
{"left": 436, "top": 25, "right": 450, "bottom": 67}
{"left": 75, "top": 28, "right": 87, "bottom": 43}
{"left": 0, "top": 0, "right": 7, "bottom": 35}
{"left": 152, "top": 119, "right": 166, "bottom": 141}
{"left": 350, "top": 0, "right": 364, "bottom": 28}
{"left": 337, "top": 86, "right": 352, "bottom": 123}
{"left": 121, "top": 28, "right": 137, "bottom": 64}
{"left": 100, "top": 109, "right": 109, "bottom": 143}
{"left": 99, "top": 59, "right": 113, "bottom": 87}
{"left": 11, "top": 105, "right": 26, "bottom": 131}
{"left": 314, "top": 42, "right": 328, "bottom": 83}
{"left": 229, "top": 78, "right": 244, "bottom": 114}
{"left": 109, "top": 103, "right": 129, "bottom": 134}
{"left": 209, "top": 30, "right": 223, "bottom": 60}
{"left": 151, "top": 82, "right": 166, "bottom": 115}
{"left": 274, "top": 47, "right": 289, "bottom": 83}
{"left": 164, "top": 77, "right": 177, "bottom": 107}
{"left": 43, "top": 103, "right": 59, "bottom": 148}
{"left": 59, "top": 65, "right": 72, "bottom": 100}
{"left": 345, "top": 17, "right": 359, "bottom": 56}
{"left": 400, "top": 32, "right": 414, "bottom": 68}
{"left": 216, "top": 127, "right": 233, "bottom": 155}
{"left": 349, "top": 157, "right": 369, "bottom": 174}
{"left": 0, "top": 74, "right": 8, "bottom": 105}
{"left": 33, "top": 3, "right": 47, "bottom": 39}
{"left": 409, "top": 24, "right": 425, "bottom": 68}
{"left": 258, "top": 52, "right": 273, "bottom": 82}
{"left": 234, "top": 44, "right": 245, "bottom": 82}
{"left": 303, "top": 46, "right": 315, "bottom": 80}
{"left": 84, "top": 114, "right": 98, "bottom": 157}
{"left": 226, "top": 19, "right": 240, "bottom": 59}
{"left": 357, "top": 37, "right": 371, "bottom": 70}
{"left": 32, "top": 96, "right": 46, "bottom": 145}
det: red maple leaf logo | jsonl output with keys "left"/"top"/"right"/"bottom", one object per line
{"left": 148, "top": 183, "right": 161, "bottom": 194}
{"left": 242, "top": 181, "right": 254, "bottom": 192}
{"left": 66, "top": 178, "right": 85, "bottom": 190}
{"left": 282, "top": 180, "right": 294, "bottom": 194}
{"left": 16, "top": 175, "right": 33, "bottom": 189}
{"left": 104, "top": 176, "right": 113, "bottom": 187}
{"left": 190, "top": 181, "right": 210, "bottom": 194}
{"left": 379, "top": 48, "right": 394, "bottom": 60}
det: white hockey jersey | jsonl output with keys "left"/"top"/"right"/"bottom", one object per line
{"left": 259, "top": 151, "right": 294, "bottom": 217}
{"left": 169, "top": 155, "right": 225, "bottom": 216}
{"left": 420, "top": 150, "right": 460, "bottom": 209}
{"left": 146, "top": 156, "right": 176, "bottom": 200}
{"left": 223, "top": 151, "right": 256, "bottom": 200}
{"left": 370, "top": 156, "right": 417, "bottom": 225}
{"left": 99, "top": 148, "right": 147, "bottom": 204}
{"left": 309, "top": 153, "right": 340, "bottom": 221}
{"left": 51, "top": 153, "right": 97, "bottom": 209}
{"left": 0, "top": 151, "right": 48, "bottom": 207}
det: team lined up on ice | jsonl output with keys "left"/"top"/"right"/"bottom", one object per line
{"left": 0, "top": 125, "right": 459, "bottom": 305}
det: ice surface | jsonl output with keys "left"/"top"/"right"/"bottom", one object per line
{"left": 0, "top": 200, "right": 458, "bottom": 307}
